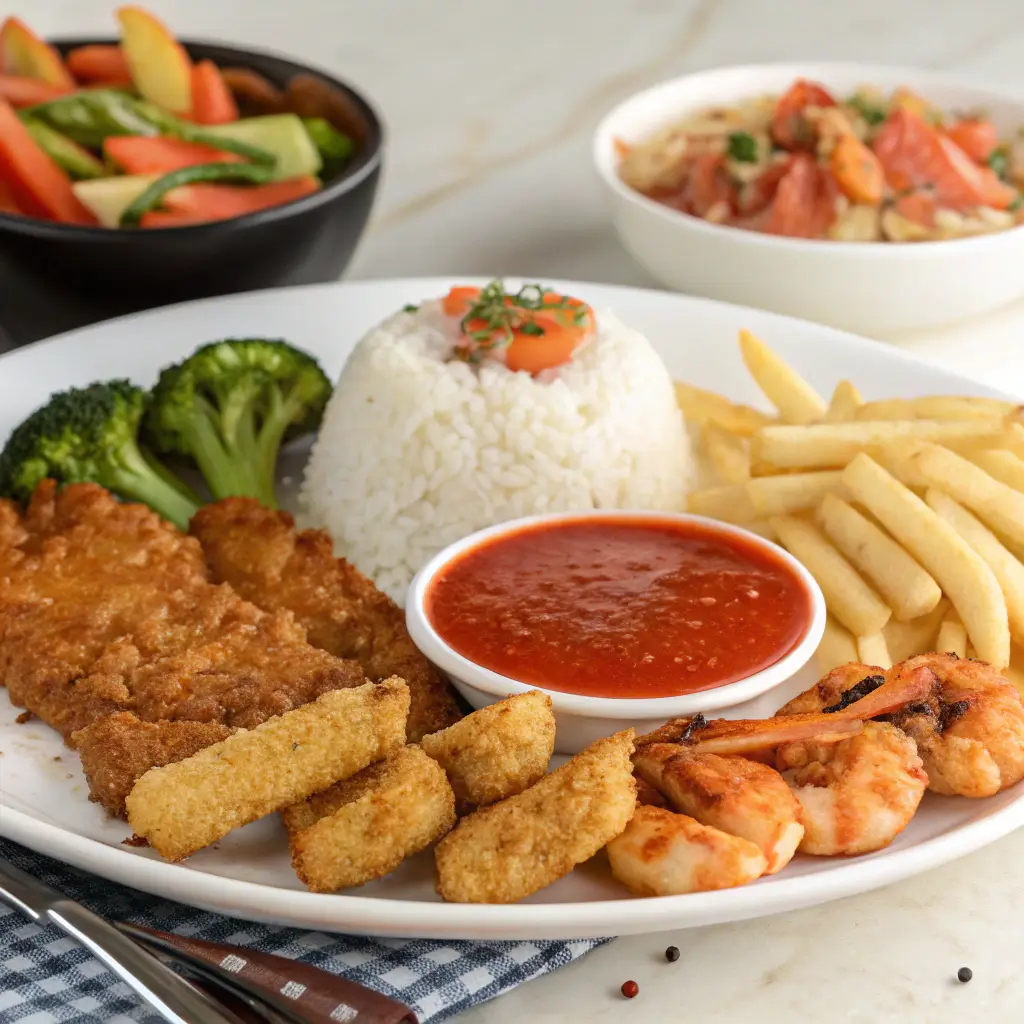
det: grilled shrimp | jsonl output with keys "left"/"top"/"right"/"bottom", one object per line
{"left": 885, "top": 653, "right": 1024, "bottom": 797}
{"left": 634, "top": 743, "right": 803, "bottom": 873}
{"left": 607, "top": 805, "right": 768, "bottom": 896}
{"left": 776, "top": 721, "right": 927, "bottom": 855}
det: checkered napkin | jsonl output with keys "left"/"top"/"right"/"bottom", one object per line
{"left": 0, "top": 839, "right": 608, "bottom": 1023}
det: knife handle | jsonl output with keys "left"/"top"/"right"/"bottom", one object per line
{"left": 50, "top": 902, "right": 249, "bottom": 1024}
{"left": 120, "top": 924, "right": 418, "bottom": 1024}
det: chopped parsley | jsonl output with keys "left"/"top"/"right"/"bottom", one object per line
{"left": 988, "top": 148, "right": 1009, "bottom": 180}
{"left": 846, "top": 95, "right": 887, "bottom": 127}
{"left": 727, "top": 131, "right": 758, "bottom": 163}
{"left": 403, "top": 303, "right": 419, "bottom": 313}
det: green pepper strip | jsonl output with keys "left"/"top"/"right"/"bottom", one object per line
{"left": 119, "top": 162, "right": 277, "bottom": 227}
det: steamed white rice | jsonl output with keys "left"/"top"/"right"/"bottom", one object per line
{"left": 301, "top": 300, "right": 693, "bottom": 602}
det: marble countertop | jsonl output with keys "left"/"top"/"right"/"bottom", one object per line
{"left": 8, "top": 0, "right": 1024, "bottom": 1020}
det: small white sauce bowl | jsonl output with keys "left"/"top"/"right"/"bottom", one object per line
{"left": 594, "top": 62, "right": 1024, "bottom": 337}
{"left": 406, "top": 510, "right": 826, "bottom": 753}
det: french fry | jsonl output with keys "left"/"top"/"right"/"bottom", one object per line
{"left": 823, "top": 380, "right": 864, "bottom": 422}
{"left": 972, "top": 449, "right": 1024, "bottom": 493}
{"left": 936, "top": 610, "right": 967, "bottom": 659}
{"left": 674, "top": 381, "right": 773, "bottom": 436}
{"left": 746, "top": 471, "right": 843, "bottom": 516}
{"left": 947, "top": 422, "right": 1024, "bottom": 459}
{"left": 815, "top": 615, "right": 859, "bottom": 673}
{"left": 857, "top": 632, "right": 892, "bottom": 669}
{"left": 926, "top": 489, "right": 1024, "bottom": 645}
{"left": 854, "top": 396, "right": 1018, "bottom": 421}
{"left": 884, "top": 442, "right": 1024, "bottom": 552}
{"left": 769, "top": 515, "right": 891, "bottom": 636}
{"left": 739, "top": 329, "right": 827, "bottom": 425}
{"left": 739, "top": 519, "right": 777, "bottom": 542}
{"left": 817, "top": 493, "right": 941, "bottom": 621}
{"left": 752, "top": 419, "right": 1007, "bottom": 472}
{"left": 884, "top": 599, "right": 949, "bottom": 662}
{"left": 687, "top": 484, "right": 758, "bottom": 522}
{"left": 704, "top": 424, "right": 750, "bottom": 483}
{"left": 842, "top": 454, "right": 1009, "bottom": 667}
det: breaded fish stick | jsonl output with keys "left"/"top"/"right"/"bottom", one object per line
{"left": 420, "top": 691, "right": 555, "bottom": 809}
{"left": 126, "top": 679, "right": 409, "bottom": 860}
{"left": 434, "top": 730, "right": 637, "bottom": 904}
{"left": 285, "top": 745, "right": 456, "bottom": 892}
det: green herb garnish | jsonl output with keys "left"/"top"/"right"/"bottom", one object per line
{"left": 988, "top": 147, "right": 1009, "bottom": 180}
{"left": 403, "top": 304, "right": 419, "bottom": 313}
{"left": 727, "top": 131, "right": 758, "bottom": 163}
{"left": 846, "top": 95, "right": 887, "bottom": 127}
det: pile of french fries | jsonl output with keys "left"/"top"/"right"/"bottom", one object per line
{"left": 677, "top": 329, "right": 1024, "bottom": 688}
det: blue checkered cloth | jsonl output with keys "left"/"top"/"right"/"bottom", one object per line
{"left": 0, "top": 839, "right": 607, "bottom": 1023}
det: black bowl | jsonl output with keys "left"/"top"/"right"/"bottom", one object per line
{"left": 0, "top": 38, "right": 383, "bottom": 347}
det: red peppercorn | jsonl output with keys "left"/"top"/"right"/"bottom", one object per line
{"left": 621, "top": 980, "right": 639, "bottom": 999}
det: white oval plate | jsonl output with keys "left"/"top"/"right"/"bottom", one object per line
{"left": 2, "top": 278, "right": 1022, "bottom": 940}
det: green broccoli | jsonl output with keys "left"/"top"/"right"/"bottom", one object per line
{"left": 0, "top": 380, "right": 201, "bottom": 529}
{"left": 144, "top": 339, "right": 332, "bottom": 509}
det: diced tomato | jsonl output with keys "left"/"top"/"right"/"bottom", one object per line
{"left": 190, "top": 60, "right": 239, "bottom": 125}
{"left": 681, "top": 153, "right": 736, "bottom": 217}
{"left": 734, "top": 153, "right": 837, "bottom": 238}
{"left": 944, "top": 118, "right": 999, "bottom": 164}
{"left": 0, "top": 98, "right": 95, "bottom": 223}
{"left": 736, "top": 159, "right": 791, "bottom": 216}
{"left": 0, "top": 74, "right": 72, "bottom": 107}
{"left": 65, "top": 44, "right": 133, "bottom": 85}
{"left": 874, "top": 109, "right": 1016, "bottom": 211}
{"left": 771, "top": 79, "right": 836, "bottom": 150}
{"left": 104, "top": 135, "right": 243, "bottom": 174}
{"left": 893, "top": 189, "right": 939, "bottom": 228}
{"left": 442, "top": 286, "right": 481, "bottom": 317}
{"left": 829, "top": 132, "right": 884, "bottom": 204}
{"left": 161, "top": 175, "right": 319, "bottom": 219}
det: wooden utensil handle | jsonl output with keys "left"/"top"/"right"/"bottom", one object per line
{"left": 120, "top": 923, "right": 418, "bottom": 1024}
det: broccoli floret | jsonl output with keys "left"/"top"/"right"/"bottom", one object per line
{"left": 0, "top": 380, "right": 201, "bottom": 529}
{"left": 144, "top": 339, "right": 332, "bottom": 509}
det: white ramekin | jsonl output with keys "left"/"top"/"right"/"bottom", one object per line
{"left": 594, "top": 62, "right": 1024, "bottom": 338}
{"left": 406, "top": 510, "right": 826, "bottom": 753}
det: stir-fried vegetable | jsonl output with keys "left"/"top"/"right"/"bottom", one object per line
{"left": 618, "top": 77, "right": 1024, "bottom": 242}
{"left": 0, "top": 6, "right": 359, "bottom": 228}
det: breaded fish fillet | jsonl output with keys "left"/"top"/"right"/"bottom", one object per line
{"left": 0, "top": 482, "right": 374, "bottom": 814}
{"left": 420, "top": 691, "right": 554, "bottom": 810}
{"left": 126, "top": 679, "right": 410, "bottom": 860}
{"left": 434, "top": 729, "right": 637, "bottom": 904}
{"left": 190, "top": 499, "right": 462, "bottom": 741}
{"left": 285, "top": 744, "right": 456, "bottom": 892}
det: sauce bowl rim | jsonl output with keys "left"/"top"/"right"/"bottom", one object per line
{"left": 405, "top": 509, "right": 827, "bottom": 719}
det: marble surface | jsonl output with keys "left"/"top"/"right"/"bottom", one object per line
{"left": 7, "top": 0, "right": 1024, "bottom": 1020}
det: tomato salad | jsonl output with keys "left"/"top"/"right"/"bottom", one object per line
{"left": 0, "top": 7, "right": 363, "bottom": 228}
{"left": 618, "top": 79, "right": 1024, "bottom": 242}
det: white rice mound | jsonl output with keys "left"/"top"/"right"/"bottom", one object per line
{"left": 301, "top": 300, "right": 694, "bottom": 602}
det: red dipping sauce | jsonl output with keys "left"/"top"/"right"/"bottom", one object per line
{"left": 426, "top": 516, "right": 813, "bottom": 699}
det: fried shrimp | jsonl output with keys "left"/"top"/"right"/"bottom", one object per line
{"left": 607, "top": 806, "right": 768, "bottom": 897}
{"left": 884, "top": 653, "right": 1024, "bottom": 797}
{"left": 776, "top": 721, "right": 927, "bottom": 855}
{"left": 633, "top": 743, "right": 803, "bottom": 874}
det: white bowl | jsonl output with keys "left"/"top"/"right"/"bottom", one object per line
{"left": 594, "top": 62, "right": 1024, "bottom": 338}
{"left": 406, "top": 510, "right": 826, "bottom": 753}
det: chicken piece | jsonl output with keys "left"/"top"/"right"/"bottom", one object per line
{"left": 607, "top": 806, "right": 767, "bottom": 896}
{"left": 190, "top": 499, "right": 462, "bottom": 741}
{"left": 634, "top": 743, "right": 803, "bottom": 874}
{"left": 126, "top": 679, "right": 410, "bottom": 861}
{"left": 285, "top": 744, "right": 456, "bottom": 892}
{"left": 0, "top": 482, "right": 376, "bottom": 816}
{"left": 434, "top": 730, "right": 637, "bottom": 904}
{"left": 73, "top": 713, "right": 234, "bottom": 817}
{"left": 420, "top": 691, "right": 554, "bottom": 810}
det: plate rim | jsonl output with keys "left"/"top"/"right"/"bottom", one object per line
{"left": 2, "top": 276, "right": 1022, "bottom": 939}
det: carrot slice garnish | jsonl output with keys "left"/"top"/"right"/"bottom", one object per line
{"left": 829, "top": 132, "right": 885, "bottom": 204}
